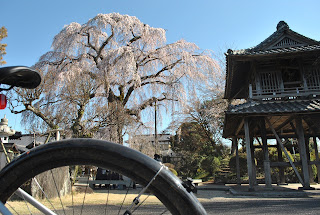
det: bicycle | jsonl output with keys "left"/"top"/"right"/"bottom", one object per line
{"left": 0, "top": 66, "right": 207, "bottom": 215}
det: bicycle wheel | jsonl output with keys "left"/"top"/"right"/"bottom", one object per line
{"left": 0, "top": 138, "right": 207, "bottom": 215}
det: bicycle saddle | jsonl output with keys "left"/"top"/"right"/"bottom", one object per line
{"left": 0, "top": 66, "right": 41, "bottom": 89}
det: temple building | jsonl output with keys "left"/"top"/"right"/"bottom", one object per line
{"left": 223, "top": 21, "right": 320, "bottom": 190}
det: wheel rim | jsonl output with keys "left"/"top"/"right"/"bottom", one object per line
{"left": 0, "top": 139, "right": 206, "bottom": 215}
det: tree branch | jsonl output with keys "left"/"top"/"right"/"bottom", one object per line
{"left": 83, "top": 32, "right": 98, "bottom": 53}
{"left": 123, "top": 79, "right": 172, "bottom": 106}
{"left": 127, "top": 95, "right": 168, "bottom": 117}
{"left": 23, "top": 104, "right": 58, "bottom": 129}
{"left": 140, "top": 59, "right": 183, "bottom": 82}
{"left": 95, "top": 27, "right": 114, "bottom": 62}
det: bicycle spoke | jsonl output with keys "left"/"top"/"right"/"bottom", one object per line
{"left": 125, "top": 166, "right": 164, "bottom": 214}
{"left": 50, "top": 170, "right": 66, "bottom": 215}
{"left": 104, "top": 185, "right": 111, "bottom": 215}
{"left": 19, "top": 192, "right": 32, "bottom": 215}
{"left": 32, "top": 177, "right": 58, "bottom": 213}
{"left": 131, "top": 193, "right": 151, "bottom": 213}
{"left": 6, "top": 202, "right": 19, "bottom": 215}
{"left": 6, "top": 166, "right": 174, "bottom": 215}
{"left": 159, "top": 209, "right": 169, "bottom": 215}
{"left": 80, "top": 174, "right": 90, "bottom": 215}
{"left": 71, "top": 176, "right": 75, "bottom": 215}
{"left": 118, "top": 181, "right": 132, "bottom": 215}
{"left": 0, "top": 139, "right": 206, "bottom": 215}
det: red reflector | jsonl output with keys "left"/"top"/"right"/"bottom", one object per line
{"left": 0, "top": 94, "right": 7, "bottom": 109}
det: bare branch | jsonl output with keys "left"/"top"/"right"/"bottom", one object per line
{"left": 95, "top": 27, "right": 114, "bottom": 61}
{"left": 141, "top": 59, "right": 183, "bottom": 82}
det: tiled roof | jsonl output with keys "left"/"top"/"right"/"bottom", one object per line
{"left": 226, "top": 21, "right": 320, "bottom": 57}
{"left": 252, "top": 21, "right": 319, "bottom": 51}
{"left": 227, "top": 99, "right": 320, "bottom": 114}
{"left": 227, "top": 44, "right": 320, "bottom": 56}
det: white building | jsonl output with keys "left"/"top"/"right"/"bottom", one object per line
{"left": 127, "top": 133, "right": 177, "bottom": 159}
{"left": 0, "top": 115, "right": 60, "bottom": 170}
{"left": 0, "top": 116, "right": 16, "bottom": 169}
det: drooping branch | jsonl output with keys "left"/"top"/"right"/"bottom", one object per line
{"left": 128, "top": 35, "right": 142, "bottom": 45}
{"left": 140, "top": 59, "right": 183, "bottom": 82}
{"left": 95, "top": 27, "right": 114, "bottom": 61}
{"left": 124, "top": 58, "right": 184, "bottom": 102}
{"left": 14, "top": 103, "right": 58, "bottom": 129}
{"left": 122, "top": 58, "right": 184, "bottom": 106}
{"left": 127, "top": 95, "right": 169, "bottom": 118}
{"left": 83, "top": 32, "right": 98, "bottom": 53}
{"left": 123, "top": 80, "right": 170, "bottom": 106}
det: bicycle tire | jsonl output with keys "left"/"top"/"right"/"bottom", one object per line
{"left": 0, "top": 138, "right": 207, "bottom": 215}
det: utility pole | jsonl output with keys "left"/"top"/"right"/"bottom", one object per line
{"left": 154, "top": 100, "right": 158, "bottom": 154}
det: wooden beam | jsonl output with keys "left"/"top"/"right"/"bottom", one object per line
{"left": 306, "top": 137, "right": 315, "bottom": 184}
{"left": 244, "top": 118, "right": 255, "bottom": 190}
{"left": 274, "top": 116, "right": 295, "bottom": 131}
{"left": 235, "top": 118, "right": 244, "bottom": 136}
{"left": 314, "top": 136, "right": 320, "bottom": 183}
{"left": 303, "top": 119, "right": 320, "bottom": 183}
{"left": 277, "top": 140, "right": 285, "bottom": 184}
{"left": 255, "top": 137, "right": 263, "bottom": 147}
{"left": 310, "top": 160, "right": 320, "bottom": 165}
{"left": 250, "top": 136, "right": 257, "bottom": 186}
{"left": 266, "top": 118, "right": 305, "bottom": 186}
{"left": 233, "top": 137, "right": 241, "bottom": 185}
{"left": 254, "top": 145, "right": 284, "bottom": 148}
{"left": 260, "top": 117, "right": 272, "bottom": 188}
{"left": 231, "top": 136, "right": 237, "bottom": 155}
{"left": 290, "top": 121, "right": 299, "bottom": 137}
{"left": 270, "top": 162, "right": 301, "bottom": 167}
{"left": 295, "top": 117, "right": 311, "bottom": 188}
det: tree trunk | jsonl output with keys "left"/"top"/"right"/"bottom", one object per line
{"left": 106, "top": 100, "right": 126, "bottom": 144}
{"left": 31, "top": 167, "right": 71, "bottom": 199}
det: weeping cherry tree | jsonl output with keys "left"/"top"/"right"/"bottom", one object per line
{"left": 10, "top": 13, "right": 221, "bottom": 143}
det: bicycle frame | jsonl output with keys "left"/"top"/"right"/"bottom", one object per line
{"left": 0, "top": 201, "right": 11, "bottom": 215}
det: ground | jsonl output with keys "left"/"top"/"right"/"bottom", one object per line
{"left": 6, "top": 183, "right": 320, "bottom": 214}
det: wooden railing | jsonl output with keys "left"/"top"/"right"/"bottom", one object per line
{"left": 249, "top": 84, "right": 320, "bottom": 100}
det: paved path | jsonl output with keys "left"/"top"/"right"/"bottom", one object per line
{"left": 202, "top": 197, "right": 320, "bottom": 215}
{"left": 196, "top": 183, "right": 320, "bottom": 214}
{"left": 198, "top": 183, "right": 320, "bottom": 198}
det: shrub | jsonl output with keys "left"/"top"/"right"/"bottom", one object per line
{"left": 229, "top": 153, "right": 247, "bottom": 176}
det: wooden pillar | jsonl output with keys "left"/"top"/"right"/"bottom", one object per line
{"left": 233, "top": 137, "right": 241, "bottom": 185}
{"left": 313, "top": 136, "right": 320, "bottom": 183}
{"left": 266, "top": 118, "right": 304, "bottom": 185}
{"left": 277, "top": 143, "right": 286, "bottom": 184}
{"left": 260, "top": 118, "right": 272, "bottom": 188}
{"left": 244, "top": 118, "right": 255, "bottom": 190}
{"left": 296, "top": 117, "right": 311, "bottom": 188}
{"left": 231, "top": 136, "right": 236, "bottom": 155}
{"left": 305, "top": 137, "right": 314, "bottom": 184}
{"left": 250, "top": 137, "right": 257, "bottom": 185}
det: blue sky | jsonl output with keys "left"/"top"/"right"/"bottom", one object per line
{"left": 1, "top": 0, "right": 320, "bottom": 133}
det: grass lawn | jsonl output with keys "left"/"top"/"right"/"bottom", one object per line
{"left": 6, "top": 188, "right": 162, "bottom": 214}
